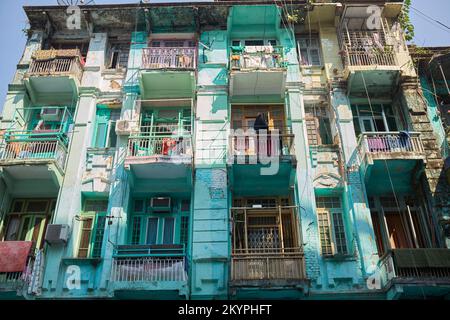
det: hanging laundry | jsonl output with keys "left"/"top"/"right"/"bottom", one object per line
{"left": 373, "top": 33, "right": 384, "bottom": 51}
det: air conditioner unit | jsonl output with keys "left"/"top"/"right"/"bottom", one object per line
{"left": 44, "top": 224, "right": 70, "bottom": 245}
{"left": 150, "top": 197, "right": 171, "bottom": 213}
{"left": 40, "top": 108, "right": 61, "bottom": 121}
{"left": 115, "top": 119, "right": 132, "bottom": 136}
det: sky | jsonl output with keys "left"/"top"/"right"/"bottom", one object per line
{"left": 0, "top": 0, "right": 449, "bottom": 112}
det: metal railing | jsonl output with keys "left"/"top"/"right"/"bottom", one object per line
{"left": 111, "top": 245, "right": 187, "bottom": 282}
{"left": 142, "top": 47, "right": 197, "bottom": 69}
{"left": 378, "top": 249, "right": 450, "bottom": 286}
{"left": 229, "top": 128, "right": 295, "bottom": 159}
{"left": 230, "top": 46, "right": 286, "bottom": 70}
{"left": 231, "top": 248, "right": 305, "bottom": 281}
{"left": 340, "top": 29, "right": 397, "bottom": 67}
{"left": 127, "top": 135, "right": 193, "bottom": 159}
{"left": 358, "top": 132, "right": 424, "bottom": 156}
{"left": 138, "top": 123, "right": 192, "bottom": 136}
{"left": 27, "top": 50, "right": 84, "bottom": 81}
{"left": 0, "top": 134, "right": 68, "bottom": 170}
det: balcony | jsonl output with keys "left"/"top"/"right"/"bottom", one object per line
{"left": 229, "top": 46, "right": 287, "bottom": 97}
{"left": 24, "top": 49, "right": 84, "bottom": 104}
{"left": 110, "top": 245, "right": 188, "bottom": 299}
{"left": 357, "top": 132, "right": 426, "bottom": 194}
{"left": 140, "top": 47, "right": 197, "bottom": 99}
{"left": 339, "top": 28, "right": 401, "bottom": 94}
{"left": 230, "top": 203, "right": 307, "bottom": 296}
{"left": 378, "top": 249, "right": 450, "bottom": 298}
{"left": 0, "top": 132, "right": 68, "bottom": 191}
{"left": 124, "top": 126, "right": 193, "bottom": 191}
{"left": 228, "top": 129, "right": 296, "bottom": 196}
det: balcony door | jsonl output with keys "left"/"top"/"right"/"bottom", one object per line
{"left": 369, "top": 196, "right": 431, "bottom": 254}
{"left": 232, "top": 197, "right": 297, "bottom": 253}
{"left": 2, "top": 199, "right": 55, "bottom": 249}
{"left": 385, "top": 212, "right": 410, "bottom": 249}
{"left": 231, "top": 105, "right": 286, "bottom": 157}
{"left": 351, "top": 104, "right": 400, "bottom": 135}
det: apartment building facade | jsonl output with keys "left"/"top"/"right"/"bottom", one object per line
{"left": 0, "top": 0, "right": 449, "bottom": 300}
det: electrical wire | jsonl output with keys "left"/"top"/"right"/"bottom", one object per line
{"left": 410, "top": 6, "right": 450, "bottom": 36}
{"left": 359, "top": 70, "right": 427, "bottom": 299}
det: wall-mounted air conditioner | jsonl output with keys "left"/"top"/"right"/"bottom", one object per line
{"left": 44, "top": 224, "right": 70, "bottom": 245}
{"left": 150, "top": 197, "right": 171, "bottom": 213}
{"left": 41, "top": 108, "right": 61, "bottom": 121}
{"left": 115, "top": 119, "right": 132, "bottom": 135}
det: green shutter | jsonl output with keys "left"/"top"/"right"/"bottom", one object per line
{"left": 91, "top": 214, "right": 107, "bottom": 258}
{"left": 93, "top": 108, "right": 111, "bottom": 148}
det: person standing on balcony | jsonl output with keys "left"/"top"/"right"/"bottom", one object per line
{"left": 254, "top": 113, "right": 269, "bottom": 157}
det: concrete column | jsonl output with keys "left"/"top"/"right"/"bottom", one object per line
{"left": 41, "top": 32, "right": 109, "bottom": 296}
{"left": 289, "top": 88, "right": 322, "bottom": 284}
{"left": 331, "top": 87, "right": 379, "bottom": 277}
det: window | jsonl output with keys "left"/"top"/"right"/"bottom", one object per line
{"left": 129, "top": 198, "right": 191, "bottom": 247}
{"left": 108, "top": 41, "right": 130, "bottom": 69}
{"left": 131, "top": 216, "right": 142, "bottom": 245}
{"left": 231, "top": 39, "right": 277, "bottom": 47}
{"left": 351, "top": 104, "right": 399, "bottom": 136}
{"left": 93, "top": 107, "right": 120, "bottom": 148}
{"left": 77, "top": 199, "right": 108, "bottom": 258}
{"left": 150, "top": 39, "right": 196, "bottom": 48}
{"left": 305, "top": 104, "right": 333, "bottom": 146}
{"left": 232, "top": 197, "right": 297, "bottom": 252}
{"left": 140, "top": 107, "right": 192, "bottom": 136}
{"left": 298, "top": 36, "right": 322, "bottom": 66}
{"left": 146, "top": 218, "right": 158, "bottom": 245}
{"left": 2, "top": 199, "right": 54, "bottom": 249}
{"left": 316, "top": 196, "right": 348, "bottom": 256}
{"left": 369, "top": 195, "right": 430, "bottom": 252}
{"left": 180, "top": 216, "right": 189, "bottom": 247}
{"left": 162, "top": 217, "right": 175, "bottom": 244}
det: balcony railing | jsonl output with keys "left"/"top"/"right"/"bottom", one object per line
{"left": 379, "top": 249, "right": 450, "bottom": 286}
{"left": 340, "top": 30, "right": 397, "bottom": 67}
{"left": 0, "top": 133, "right": 68, "bottom": 170}
{"left": 27, "top": 49, "right": 84, "bottom": 81}
{"left": 127, "top": 135, "right": 193, "bottom": 160}
{"left": 231, "top": 248, "right": 306, "bottom": 282}
{"left": 142, "top": 47, "right": 197, "bottom": 70}
{"left": 230, "top": 46, "right": 286, "bottom": 71}
{"left": 229, "top": 128, "right": 295, "bottom": 160}
{"left": 111, "top": 245, "right": 187, "bottom": 283}
{"left": 358, "top": 132, "right": 424, "bottom": 159}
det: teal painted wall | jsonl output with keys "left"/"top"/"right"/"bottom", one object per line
{"left": 0, "top": 3, "right": 448, "bottom": 301}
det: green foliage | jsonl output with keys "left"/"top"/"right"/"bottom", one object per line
{"left": 399, "top": 0, "right": 415, "bottom": 42}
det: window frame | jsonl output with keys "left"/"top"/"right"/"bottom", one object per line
{"left": 76, "top": 200, "right": 108, "bottom": 259}
{"left": 351, "top": 104, "right": 400, "bottom": 136}
{"left": 231, "top": 39, "right": 278, "bottom": 47}
{"left": 297, "top": 35, "right": 323, "bottom": 67}
{"left": 128, "top": 198, "right": 190, "bottom": 247}
{"left": 107, "top": 41, "right": 130, "bottom": 70}
{"left": 1, "top": 199, "right": 54, "bottom": 249}
{"left": 316, "top": 196, "right": 349, "bottom": 257}
{"left": 92, "top": 106, "right": 120, "bottom": 149}
{"left": 304, "top": 103, "right": 333, "bottom": 146}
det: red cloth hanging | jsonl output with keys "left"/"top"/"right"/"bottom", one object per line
{"left": 0, "top": 241, "right": 33, "bottom": 273}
